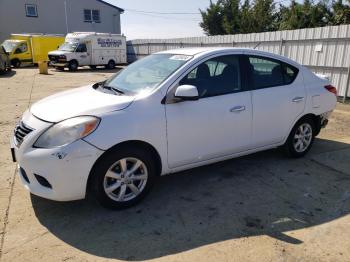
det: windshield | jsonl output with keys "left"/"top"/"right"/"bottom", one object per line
{"left": 59, "top": 42, "right": 79, "bottom": 52}
{"left": 1, "top": 40, "right": 19, "bottom": 52}
{"left": 104, "top": 54, "right": 192, "bottom": 94}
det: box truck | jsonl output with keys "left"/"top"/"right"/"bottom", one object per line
{"left": 48, "top": 32, "right": 127, "bottom": 71}
{"left": 0, "top": 45, "right": 11, "bottom": 74}
{"left": 1, "top": 34, "right": 65, "bottom": 68}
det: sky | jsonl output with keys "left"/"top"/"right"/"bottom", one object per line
{"left": 106, "top": 0, "right": 211, "bottom": 40}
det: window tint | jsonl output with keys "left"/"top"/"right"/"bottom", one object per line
{"left": 180, "top": 55, "right": 241, "bottom": 98}
{"left": 247, "top": 56, "right": 299, "bottom": 89}
{"left": 25, "top": 4, "right": 38, "bottom": 17}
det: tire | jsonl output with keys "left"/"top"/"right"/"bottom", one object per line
{"left": 11, "top": 59, "right": 21, "bottom": 68}
{"left": 90, "top": 146, "right": 157, "bottom": 209}
{"left": 283, "top": 117, "right": 315, "bottom": 158}
{"left": 89, "top": 65, "right": 97, "bottom": 70}
{"left": 106, "top": 60, "right": 115, "bottom": 69}
{"left": 68, "top": 60, "right": 78, "bottom": 71}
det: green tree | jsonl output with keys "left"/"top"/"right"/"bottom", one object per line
{"left": 251, "top": 0, "right": 276, "bottom": 32}
{"left": 221, "top": 0, "right": 241, "bottom": 34}
{"left": 240, "top": 0, "right": 254, "bottom": 33}
{"left": 332, "top": 0, "right": 350, "bottom": 25}
{"left": 200, "top": 0, "right": 226, "bottom": 35}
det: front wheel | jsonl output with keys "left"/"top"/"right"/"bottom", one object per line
{"left": 90, "top": 147, "right": 157, "bottom": 209}
{"left": 68, "top": 60, "right": 78, "bottom": 71}
{"left": 283, "top": 118, "right": 315, "bottom": 158}
{"left": 11, "top": 59, "right": 21, "bottom": 68}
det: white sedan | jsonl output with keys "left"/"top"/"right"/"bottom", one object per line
{"left": 11, "top": 48, "right": 337, "bottom": 209}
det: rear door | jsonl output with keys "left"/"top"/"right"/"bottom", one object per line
{"left": 244, "top": 53, "right": 305, "bottom": 148}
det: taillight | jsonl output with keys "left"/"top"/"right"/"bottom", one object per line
{"left": 325, "top": 85, "right": 337, "bottom": 96}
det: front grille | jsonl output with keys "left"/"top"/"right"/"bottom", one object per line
{"left": 14, "top": 121, "right": 33, "bottom": 146}
{"left": 48, "top": 55, "right": 60, "bottom": 62}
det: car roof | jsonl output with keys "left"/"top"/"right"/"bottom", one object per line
{"left": 157, "top": 47, "right": 300, "bottom": 67}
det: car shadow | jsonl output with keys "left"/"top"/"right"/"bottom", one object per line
{"left": 0, "top": 70, "right": 16, "bottom": 78}
{"left": 31, "top": 138, "right": 350, "bottom": 261}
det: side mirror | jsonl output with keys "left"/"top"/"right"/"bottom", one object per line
{"left": 174, "top": 85, "right": 199, "bottom": 101}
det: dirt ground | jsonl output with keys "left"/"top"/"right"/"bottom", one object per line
{"left": 0, "top": 67, "right": 349, "bottom": 262}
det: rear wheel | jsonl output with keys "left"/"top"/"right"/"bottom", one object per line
{"left": 106, "top": 60, "right": 115, "bottom": 69}
{"left": 284, "top": 117, "right": 315, "bottom": 158}
{"left": 90, "top": 147, "right": 157, "bottom": 209}
{"left": 68, "top": 60, "right": 78, "bottom": 71}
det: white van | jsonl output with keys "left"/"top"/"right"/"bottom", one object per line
{"left": 48, "top": 32, "right": 126, "bottom": 71}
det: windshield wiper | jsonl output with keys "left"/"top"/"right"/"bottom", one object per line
{"left": 93, "top": 81, "right": 125, "bottom": 95}
{"left": 104, "top": 85, "right": 125, "bottom": 94}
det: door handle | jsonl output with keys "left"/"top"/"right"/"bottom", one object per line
{"left": 292, "top": 97, "right": 304, "bottom": 103}
{"left": 230, "top": 106, "right": 246, "bottom": 112}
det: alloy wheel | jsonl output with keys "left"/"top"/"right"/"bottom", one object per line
{"left": 103, "top": 157, "right": 148, "bottom": 202}
{"left": 293, "top": 123, "right": 313, "bottom": 153}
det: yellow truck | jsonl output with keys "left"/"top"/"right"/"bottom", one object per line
{"left": 1, "top": 34, "right": 64, "bottom": 68}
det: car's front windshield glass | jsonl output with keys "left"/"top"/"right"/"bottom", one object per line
{"left": 1, "top": 40, "right": 18, "bottom": 52}
{"left": 59, "top": 42, "right": 78, "bottom": 52}
{"left": 104, "top": 53, "right": 193, "bottom": 95}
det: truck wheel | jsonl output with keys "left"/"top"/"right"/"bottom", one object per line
{"left": 106, "top": 60, "right": 115, "bottom": 69}
{"left": 68, "top": 60, "right": 78, "bottom": 71}
{"left": 11, "top": 59, "right": 21, "bottom": 68}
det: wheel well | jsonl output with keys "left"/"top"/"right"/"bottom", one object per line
{"left": 69, "top": 59, "right": 78, "bottom": 65}
{"left": 86, "top": 140, "right": 162, "bottom": 193}
{"left": 296, "top": 113, "right": 322, "bottom": 136}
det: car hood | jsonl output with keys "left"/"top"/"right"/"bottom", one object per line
{"left": 30, "top": 85, "right": 134, "bottom": 122}
{"left": 48, "top": 50, "right": 71, "bottom": 56}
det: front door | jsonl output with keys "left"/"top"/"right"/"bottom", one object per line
{"left": 166, "top": 54, "right": 252, "bottom": 168}
{"left": 76, "top": 43, "right": 90, "bottom": 65}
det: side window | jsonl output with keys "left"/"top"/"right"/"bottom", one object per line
{"left": 179, "top": 55, "right": 241, "bottom": 98}
{"left": 76, "top": 44, "right": 87, "bottom": 52}
{"left": 247, "top": 56, "right": 299, "bottom": 89}
{"left": 92, "top": 10, "right": 101, "bottom": 23}
{"left": 84, "top": 9, "right": 92, "bottom": 22}
{"left": 15, "top": 43, "right": 27, "bottom": 54}
{"left": 283, "top": 63, "right": 299, "bottom": 85}
{"left": 248, "top": 56, "right": 284, "bottom": 89}
{"left": 25, "top": 4, "right": 38, "bottom": 17}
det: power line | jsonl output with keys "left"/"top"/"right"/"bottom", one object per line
{"left": 125, "top": 8, "right": 200, "bottom": 15}
{"left": 125, "top": 10, "right": 202, "bottom": 21}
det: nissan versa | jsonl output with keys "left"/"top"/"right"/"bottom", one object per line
{"left": 11, "top": 48, "right": 337, "bottom": 209}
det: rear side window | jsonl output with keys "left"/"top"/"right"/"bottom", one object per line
{"left": 247, "top": 56, "right": 299, "bottom": 89}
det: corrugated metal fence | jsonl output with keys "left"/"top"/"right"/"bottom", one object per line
{"left": 127, "top": 25, "right": 350, "bottom": 100}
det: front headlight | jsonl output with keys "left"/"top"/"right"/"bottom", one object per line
{"left": 34, "top": 116, "right": 100, "bottom": 148}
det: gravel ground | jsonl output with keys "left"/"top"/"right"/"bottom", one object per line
{"left": 0, "top": 67, "right": 349, "bottom": 262}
